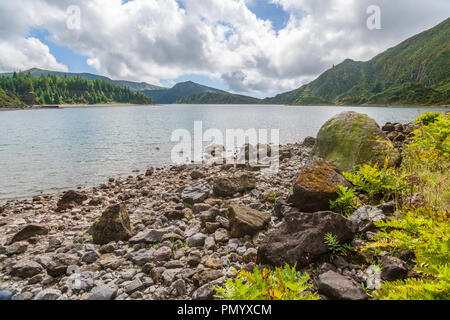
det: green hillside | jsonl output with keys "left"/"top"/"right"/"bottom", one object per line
{"left": 0, "top": 72, "right": 152, "bottom": 107}
{"left": 143, "top": 81, "right": 227, "bottom": 104}
{"left": 176, "top": 90, "right": 261, "bottom": 104}
{"left": 0, "top": 68, "right": 165, "bottom": 92}
{"left": 264, "top": 18, "right": 450, "bottom": 106}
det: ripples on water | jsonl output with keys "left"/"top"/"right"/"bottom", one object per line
{"left": 0, "top": 104, "right": 447, "bottom": 200}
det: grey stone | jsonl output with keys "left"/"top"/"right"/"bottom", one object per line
{"left": 129, "top": 227, "right": 176, "bottom": 244}
{"left": 170, "top": 279, "right": 186, "bottom": 296}
{"left": 88, "top": 284, "right": 119, "bottom": 300}
{"left": 317, "top": 271, "right": 369, "bottom": 300}
{"left": 124, "top": 279, "right": 145, "bottom": 294}
{"left": 192, "top": 277, "right": 226, "bottom": 300}
{"left": 349, "top": 206, "right": 386, "bottom": 232}
{"left": 81, "top": 251, "right": 100, "bottom": 264}
{"left": 181, "top": 183, "right": 210, "bottom": 205}
{"left": 9, "top": 259, "right": 43, "bottom": 278}
{"left": 67, "top": 271, "right": 95, "bottom": 293}
{"left": 187, "top": 233, "right": 207, "bottom": 247}
{"left": 129, "top": 249, "right": 155, "bottom": 266}
{"left": 34, "top": 289, "right": 62, "bottom": 300}
{"left": 153, "top": 246, "right": 172, "bottom": 262}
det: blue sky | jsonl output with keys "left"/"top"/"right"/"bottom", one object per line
{"left": 27, "top": 0, "right": 290, "bottom": 93}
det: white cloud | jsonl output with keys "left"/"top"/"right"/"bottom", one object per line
{"left": 0, "top": 0, "right": 448, "bottom": 95}
{"left": 0, "top": 37, "right": 68, "bottom": 72}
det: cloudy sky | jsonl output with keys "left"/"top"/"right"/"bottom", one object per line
{"left": 0, "top": 0, "right": 449, "bottom": 98}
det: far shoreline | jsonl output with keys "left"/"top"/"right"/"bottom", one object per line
{"left": 1, "top": 103, "right": 449, "bottom": 111}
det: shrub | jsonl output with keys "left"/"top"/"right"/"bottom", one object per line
{"left": 343, "top": 159, "right": 408, "bottom": 204}
{"left": 413, "top": 111, "right": 443, "bottom": 126}
{"left": 213, "top": 265, "right": 320, "bottom": 300}
{"left": 330, "top": 185, "right": 362, "bottom": 217}
{"left": 401, "top": 113, "right": 449, "bottom": 210}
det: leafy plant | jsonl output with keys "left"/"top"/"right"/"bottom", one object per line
{"left": 414, "top": 111, "right": 443, "bottom": 126}
{"left": 343, "top": 159, "right": 408, "bottom": 204}
{"left": 330, "top": 185, "right": 362, "bottom": 217}
{"left": 324, "top": 233, "right": 353, "bottom": 261}
{"left": 363, "top": 206, "right": 449, "bottom": 300}
{"left": 214, "top": 265, "right": 320, "bottom": 300}
{"left": 269, "top": 192, "right": 279, "bottom": 204}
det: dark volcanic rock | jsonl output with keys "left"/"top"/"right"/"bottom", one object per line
{"left": 288, "top": 158, "right": 351, "bottom": 212}
{"left": 56, "top": 190, "right": 87, "bottom": 211}
{"left": 9, "top": 260, "right": 44, "bottom": 278}
{"left": 380, "top": 256, "right": 408, "bottom": 281}
{"left": 317, "top": 271, "right": 369, "bottom": 300}
{"left": 8, "top": 224, "right": 49, "bottom": 244}
{"left": 257, "top": 211, "right": 357, "bottom": 267}
{"left": 181, "top": 183, "right": 210, "bottom": 205}
{"left": 91, "top": 204, "right": 133, "bottom": 245}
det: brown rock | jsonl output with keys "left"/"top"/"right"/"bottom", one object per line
{"left": 56, "top": 190, "right": 87, "bottom": 211}
{"left": 228, "top": 204, "right": 271, "bottom": 238}
{"left": 288, "top": 158, "right": 351, "bottom": 212}
{"left": 205, "top": 257, "right": 223, "bottom": 270}
{"left": 91, "top": 204, "right": 133, "bottom": 245}
{"left": 192, "top": 269, "right": 223, "bottom": 287}
{"left": 213, "top": 172, "right": 256, "bottom": 197}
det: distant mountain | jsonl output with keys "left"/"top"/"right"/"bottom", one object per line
{"left": 264, "top": 18, "right": 450, "bottom": 106}
{"left": 0, "top": 68, "right": 166, "bottom": 92}
{"left": 144, "top": 81, "right": 224, "bottom": 104}
{"left": 176, "top": 91, "right": 261, "bottom": 104}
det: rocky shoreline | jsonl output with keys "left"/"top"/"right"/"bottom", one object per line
{"left": 0, "top": 115, "right": 416, "bottom": 301}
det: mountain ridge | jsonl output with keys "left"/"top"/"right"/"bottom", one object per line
{"left": 143, "top": 81, "right": 260, "bottom": 104}
{"left": 263, "top": 18, "right": 450, "bottom": 106}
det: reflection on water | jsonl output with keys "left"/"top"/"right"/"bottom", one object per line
{"left": 0, "top": 104, "right": 447, "bottom": 200}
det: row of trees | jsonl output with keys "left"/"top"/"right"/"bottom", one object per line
{"left": 0, "top": 72, "right": 152, "bottom": 106}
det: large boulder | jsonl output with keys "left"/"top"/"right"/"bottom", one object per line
{"left": 257, "top": 211, "right": 357, "bottom": 267}
{"left": 313, "top": 112, "right": 400, "bottom": 172}
{"left": 91, "top": 204, "right": 133, "bottom": 245}
{"left": 228, "top": 204, "right": 271, "bottom": 238}
{"left": 288, "top": 158, "right": 351, "bottom": 212}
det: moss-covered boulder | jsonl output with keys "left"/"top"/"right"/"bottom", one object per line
{"left": 288, "top": 157, "right": 351, "bottom": 212}
{"left": 91, "top": 204, "right": 133, "bottom": 245}
{"left": 313, "top": 112, "right": 400, "bottom": 172}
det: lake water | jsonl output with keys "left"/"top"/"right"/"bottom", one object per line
{"left": 0, "top": 104, "right": 447, "bottom": 201}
